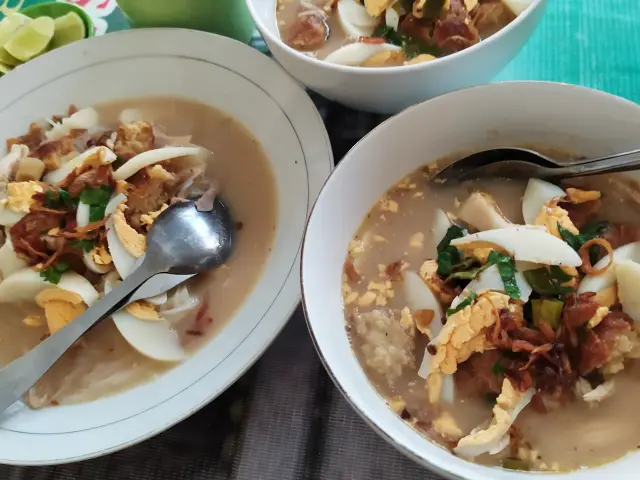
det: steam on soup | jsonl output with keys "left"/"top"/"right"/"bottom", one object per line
{"left": 0, "top": 97, "right": 277, "bottom": 407}
{"left": 276, "top": 0, "right": 531, "bottom": 67}
{"left": 343, "top": 159, "right": 640, "bottom": 471}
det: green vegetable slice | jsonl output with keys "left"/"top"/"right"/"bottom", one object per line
{"left": 436, "top": 225, "right": 465, "bottom": 276}
{"left": 79, "top": 185, "right": 113, "bottom": 222}
{"left": 486, "top": 251, "right": 521, "bottom": 299}
{"left": 523, "top": 266, "right": 574, "bottom": 296}
{"left": 71, "top": 238, "right": 96, "bottom": 253}
{"left": 446, "top": 293, "right": 477, "bottom": 316}
{"left": 531, "top": 298, "right": 564, "bottom": 329}
{"left": 39, "top": 262, "right": 69, "bottom": 284}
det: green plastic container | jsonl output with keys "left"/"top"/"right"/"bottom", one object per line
{"left": 116, "top": 0, "right": 255, "bottom": 44}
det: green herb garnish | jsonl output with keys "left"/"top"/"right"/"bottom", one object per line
{"left": 523, "top": 266, "right": 574, "bottom": 296}
{"left": 492, "top": 360, "right": 506, "bottom": 375}
{"left": 39, "top": 262, "right": 70, "bottom": 285}
{"left": 437, "top": 225, "right": 465, "bottom": 276}
{"left": 44, "top": 188, "right": 77, "bottom": 209}
{"left": 486, "top": 251, "right": 521, "bottom": 299}
{"left": 446, "top": 293, "right": 477, "bottom": 316}
{"left": 558, "top": 221, "right": 609, "bottom": 250}
{"left": 531, "top": 298, "right": 564, "bottom": 329}
{"left": 79, "top": 185, "right": 113, "bottom": 222}
{"left": 71, "top": 239, "right": 97, "bottom": 253}
{"left": 372, "top": 24, "right": 442, "bottom": 60}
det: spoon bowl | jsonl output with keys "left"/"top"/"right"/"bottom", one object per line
{"left": 0, "top": 197, "right": 234, "bottom": 415}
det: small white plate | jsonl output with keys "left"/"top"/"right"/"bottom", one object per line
{"left": 0, "top": 28, "right": 333, "bottom": 465}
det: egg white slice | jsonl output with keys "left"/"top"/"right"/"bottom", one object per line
{"left": 0, "top": 235, "right": 28, "bottom": 280}
{"left": 522, "top": 178, "right": 565, "bottom": 225}
{"left": 113, "top": 146, "right": 203, "bottom": 181}
{"left": 324, "top": 43, "right": 401, "bottom": 66}
{"left": 118, "top": 108, "right": 143, "bottom": 124}
{"left": 44, "top": 146, "right": 117, "bottom": 185}
{"left": 450, "top": 264, "right": 532, "bottom": 308}
{"left": 454, "top": 387, "right": 534, "bottom": 458}
{"left": 0, "top": 206, "right": 27, "bottom": 226}
{"left": 431, "top": 208, "right": 454, "bottom": 257}
{"left": 458, "top": 192, "right": 512, "bottom": 231}
{"left": 403, "top": 270, "right": 444, "bottom": 336}
{"left": 577, "top": 241, "right": 640, "bottom": 294}
{"left": 384, "top": 6, "right": 400, "bottom": 30}
{"left": 105, "top": 273, "right": 185, "bottom": 362}
{"left": 337, "top": 0, "right": 378, "bottom": 38}
{"left": 0, "top": 269, "right": 97, "bottom": 304}
{"left": 57, "top": 271, "right": 99, "bottom": 306}
{"left": 104, "top": 193, "right": 137, "bottom": 279}
{"left": 614, "top": 259, "right": 640, "bottom": 323}
{"left": 0, "top": 144, "right": 28, "bottom": 178}
{"left": 46, "top": 107, "right": 99, "bottom": 141}
{"left": 451, "top": 226, "right": 582, "bottom": 267}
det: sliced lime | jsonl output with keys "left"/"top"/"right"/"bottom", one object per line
{"left": 0, "top": 13, "right": 30, "bottom": 46}
{"left": 0, "top": 62, "right": 12, "bottom": 77}
{"left": 0, "top": 47, "right": 20, "bottom": 66}
{"left": 4, "top": 16, "right": 54, "bottom": 62}
{"left": 50, "top": 12, "right": 86, "bottom": 50}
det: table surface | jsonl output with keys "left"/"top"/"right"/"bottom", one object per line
{"left": 1, "top": 0, "right": 640, "bottom": 478}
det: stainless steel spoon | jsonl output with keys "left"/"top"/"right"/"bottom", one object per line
{"left": 0, "top": 198, "right": 234, "bottom": 415}
{"left": 433, "top": 147, "right": 640, "bottom": 182}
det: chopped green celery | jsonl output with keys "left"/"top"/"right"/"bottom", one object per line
{"left": 531, "top": 298, "right": 564, "bottom": 329}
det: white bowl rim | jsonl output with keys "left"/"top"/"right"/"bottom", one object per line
{"left": 0, "top": 28, "right": 334, "bottom": 465}
{"left": 300, "top": 80, "right": 640, "bottom": 479}
{"left": 247, "top": 0, "right": 545, "bottom": 74}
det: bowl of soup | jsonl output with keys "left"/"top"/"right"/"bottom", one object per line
{"left": 302, "top": 81, "right": 640, "bottom": 478}
{"left": 0, "top": 28, "right": 333, "bottom": 464}
{"left": 247, "top": 0, "right": 547, "bottom": 114}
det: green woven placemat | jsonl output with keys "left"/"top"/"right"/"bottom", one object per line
{"left": 496, "top": 0, "right": 640, "bottom": 103}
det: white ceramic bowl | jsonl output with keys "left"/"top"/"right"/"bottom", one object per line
{"left": 247, "top": 0, "right": 547, "bottom": 114}
{"left": 301, "top": 82, "right": 640, "bottom": 479}
{"left": 0, "top": 28, "right": 333, "bottom": 465}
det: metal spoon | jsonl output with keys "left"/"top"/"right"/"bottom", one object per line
{"left": 0, "top": 198, "right": 234, "bottom": 415}
{"left": 433, "top": 147, "right": 640, "bottom": 182}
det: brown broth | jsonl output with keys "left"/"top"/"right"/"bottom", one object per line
{"left": 0, "top": 97, "right": 278, "bottom": 407}
{"left": 343, "top": 162, "right": 640, "bottom": 471}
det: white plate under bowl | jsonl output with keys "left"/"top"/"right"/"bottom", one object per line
{"left": 0, "top": 28, "right": 333, "bottom": 465}
{"left": 301, "top": 82, "right": 640, "bottom": 479}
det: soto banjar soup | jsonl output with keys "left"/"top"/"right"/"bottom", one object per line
{"left": 0, "top": 97, "right": 277, "bottom": 408}
{"left": 276, "top": 0, "right": 532, "bottom": 67}
{"left": 343, "top": 161, "right": 640, "bottom": 472}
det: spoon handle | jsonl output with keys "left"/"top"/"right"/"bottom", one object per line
{"left": 0, "top": 264, "right": 155, "bottom": 415}
{"left": 555, "top": 149, "right": 640, "bottom": 178}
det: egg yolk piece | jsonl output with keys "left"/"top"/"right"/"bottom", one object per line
{"left": 35, "top": 288, "right": 87, "bottom": 335}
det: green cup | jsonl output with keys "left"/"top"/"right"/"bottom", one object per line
{"left": 116, "top": 0, "right": 255, "bottom": 44}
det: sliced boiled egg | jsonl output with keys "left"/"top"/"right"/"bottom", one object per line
{"left": 431, "top": 208, "right": 454, "bottom": 257}
{"left": 104, "top": 193, "right": 136, "bottom": 279}
{"left": 522, "top": 178, "right": 565, "bottom": 225}
{"left": 112, "top": 204, "right": 146, "bottom": 258}
{"left": 46, "top": 107, "right": 99, "bottom": 141}
{"left": 403, "top": 270, "right": 444, "bottom": 336}
{"left": 614, "top": 260, "right": 640, "bottom": 323}
{"left": 0, "top": 268, "right": 49, "bottom": 303}
{"left": 384, "top": 5, "right": 400, "bottom": 30}
{"left": 578, "top": 241, "right": 640, "bottom": 294}
{"left": 458, "top": 192, "right": 512, "bottom": 231}
{"left": 43, "top": 146, "right": 117, "bottom": 185}
{"left": 337, "top": 0, "right": 378, "bottom": 38}
{"left": 454, "top": 380, "right": 534, "bottom": 458}
{"left": 450, "top": 264, "right": 532, "bottom": 308}
{"left": 83, "top": 244, "right": 113, "bottom": 274}
{"left": 450, "top": 226, "right": 582, "bottom": 267}
{"left": 34, "top": 272, "right": 98, "bottom": 334}
{"left": 112, "top": 146, "right": 203, "bottom": 181}
{"left": 0, "top": 180, "right": 43, "bottom": 226}
{"left": 0, "top": 144, "right": 28, "bottom": 178}
{"left": 324, "top": 42, "right": 401, "bottom": 66}
{"left": 104, "top": 272, "right": 185, "bottom": 362}
{"left": 0, "top": 235, "right": 28, "bottom": 280}
{"left": 76, "top": 201, "right": 90, "bottom": 228}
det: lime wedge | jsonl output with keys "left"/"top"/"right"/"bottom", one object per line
{"left": 4, "top": 16, "right": 54, "bottom": 62}
{"left": 50, "top": 12, "right": 86, "bottom": 50}
{"left": 0, "top": 47, "right": 20, "bottom": 66}
{"left": 0, "top": 62, "right": 12, "bottom": 77}
{"left": 0, "top": 13, "right": 30, "bottom": 46}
